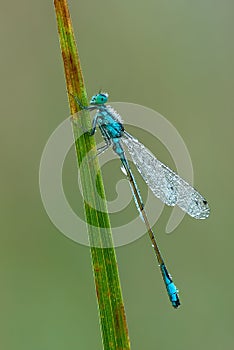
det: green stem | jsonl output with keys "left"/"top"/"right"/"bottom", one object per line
{"left": 53, "top": 1, "right": 131, "bottom": 349}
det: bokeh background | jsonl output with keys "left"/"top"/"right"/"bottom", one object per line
{"left": 1, "top": 1, "right": 233, "bottom": 349}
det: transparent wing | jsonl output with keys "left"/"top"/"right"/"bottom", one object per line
{"left": 122, "top": 132, "right": 210, "bottom": 219}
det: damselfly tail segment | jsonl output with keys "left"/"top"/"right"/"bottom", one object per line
{"left": 120, "top": 156, "right": 180, "bottom": 308}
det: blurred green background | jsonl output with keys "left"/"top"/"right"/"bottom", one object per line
{"left": 1, "top": 1, "right": 233, "bottom": 349}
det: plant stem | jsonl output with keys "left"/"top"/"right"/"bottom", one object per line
{"left": 53, "top": 1, "right": 131, "bottom": 349}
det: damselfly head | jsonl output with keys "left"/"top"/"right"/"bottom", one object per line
{"left": 90, "top": 92, "right": 109, "bottom": 105}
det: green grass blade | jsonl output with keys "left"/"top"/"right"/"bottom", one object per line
{"left": 53, "top": 1, "right": 131, "bottom": 349}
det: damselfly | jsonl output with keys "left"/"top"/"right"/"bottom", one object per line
{"left": 73, "top": 92, "right": 210, "bottom": 308}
